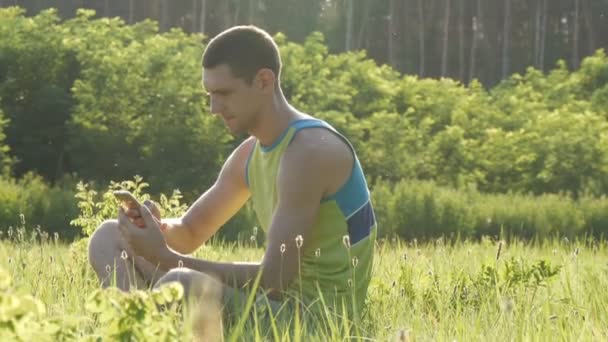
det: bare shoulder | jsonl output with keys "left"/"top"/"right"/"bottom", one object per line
{"left": 219, "top": 136, "right": 256, "bottom": 184}
{"left": 281, "top": 128, "right": 354, "bottom": 196}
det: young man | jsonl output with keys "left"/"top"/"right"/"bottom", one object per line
{"left": 88, "top": 25, "right": 377, "bottom": 319}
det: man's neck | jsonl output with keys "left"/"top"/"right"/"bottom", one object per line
{"left": 251, "top": 94, "right": 301, "bottom": 148}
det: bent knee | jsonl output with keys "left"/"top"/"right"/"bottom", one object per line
{"left": 155, "top": 268, "right": 221, "bottom": 297}
{"left": 89, "top": 220, "right": 120, "bottom": 248}
{"left": 88, "top": 220, "right": 124, "bottom": 263}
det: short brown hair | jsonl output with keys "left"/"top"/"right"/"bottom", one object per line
{"left": 202, "top": 26, "right": 282, "bottom": 84}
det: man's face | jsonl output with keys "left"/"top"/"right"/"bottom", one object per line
{"left": 203, "top": 64, "right": 262, "bottom": 136}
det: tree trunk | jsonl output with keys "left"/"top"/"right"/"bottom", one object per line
{"left": 161, "top": 0, "right": 169, "bottom": 31}
{"left": 417, "top": 0, "right": 425, "bottom": 77}
{"left": 129, "top": 0, "right": 135, "bottom": 24}
{"left": 200, "top": 0, "right": 207, "bottom": 34}
{"left": 469, "top": 0, "right": 482, "bottom": 83}
{"left": 441, "top": 0, "right": 451, "bottom": 77}
{"left": 388, "top": 0, "right": 397, "bottom": 68}
{"left": 534, "top": 0, "right": 541, "bottom": 68}
{"left": 190, "top": 0, "right": 197, "bottom": 32}
{"left": 581, "top": 0, "right": 596, "bottom": 55}
{"left": 573, "top": 0, "right": 580, "bottom": 68}
{"left": 248, "top": 0, "right": 256, "bottom": 24}
{"left": 356, "top": 0, "right": 372, "bottom": 50}
{"left": 458, "top": 0, "right": 465, "bottom": 82}
{"left": 345, "top": 0, "right": 354, "bottom": 51}
{"left": 233, "top": 2, "right": 240, "bottom": 25}
{"left": 502, "top": 0, "right": 511, "bottom": 78}
{"left": 540, "top": 0, "right": 547, "bottom": 71}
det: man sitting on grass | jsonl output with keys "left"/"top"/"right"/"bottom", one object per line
{"left": 87, "top": 25, "right": 377, "bottom": 321}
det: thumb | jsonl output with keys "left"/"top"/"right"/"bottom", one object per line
{"left": 139, "top": 204, "right": 161, "bottom": 231}
{"left": 144, "top": 199, "right": 161, "bottom": 221}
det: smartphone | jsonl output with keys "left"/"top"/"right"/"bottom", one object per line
{"left": 113, "top": 190, "right": 142, "bottom": 211}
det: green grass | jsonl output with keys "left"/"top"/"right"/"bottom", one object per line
{"left": 1, "top": 232, "right": 607, "bottom": 341}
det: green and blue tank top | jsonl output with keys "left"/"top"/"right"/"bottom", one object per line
{"left": 245, "top": 118, "right": 377, "bottom": 316}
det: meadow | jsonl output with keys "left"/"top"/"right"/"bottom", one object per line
{"left": 1, "top": 222, "right": 606, "bottom": 341}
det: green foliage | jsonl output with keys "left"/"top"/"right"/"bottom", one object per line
{"left": 2, "top": 8, "right": 608, "bottom": 242}
{"left": 0, "top": 108, "right": 12, "bottom": 176}
{"left": 70, "top": 175, "right": 188, "bottom": 238}
{"left": 0, "top": 173, "right": 79, "bottom": 239}
{"left": 0, "top": 266, "right": 77, "bottom": 341}
{"left": 2, "top": 230, "right": 608, "bottom": 340}
{"left": 371, "top": 179, "right": 608, "bottom": 240}
{"left": 85, "top": 284, "right": 184, "bottom": 340}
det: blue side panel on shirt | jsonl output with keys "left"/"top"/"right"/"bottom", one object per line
{"left": 290, "top": 118, "right": 376, "bottom": 245}
{"left": 347, "top": 201, "right": 376, "bottom": 245}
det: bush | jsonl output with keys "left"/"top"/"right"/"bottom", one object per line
{"left": 0, "top": 173, "right": 79, "bottom": 240}
{"left": 371, "top": 179, "right": 608, "bottom": 241}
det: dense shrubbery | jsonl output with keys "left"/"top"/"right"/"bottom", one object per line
{"left": 371, "top": 179, "right": 608, "bottom": 240}
{"left": 1, "top": 7, "right": 608, "bottom": 240}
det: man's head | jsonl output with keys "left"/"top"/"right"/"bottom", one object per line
{"left": 202, "top": 25, "right": 282, "bottom": 136}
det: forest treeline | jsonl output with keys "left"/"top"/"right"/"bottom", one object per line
{"left": 1, "top": 7, "right": 608, "bottom": 240}
{"left": 3, "top": 0, "right": 608, "bottom": 87}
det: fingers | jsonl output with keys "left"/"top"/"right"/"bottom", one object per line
{"left": 144, "top": 199, "right": 162, "bottom": 221}
{"left": 138, "top": 204, "right": 157, "bottom": 229}
{"left": 118, "top": 207, "right": 138, "bottom": 239}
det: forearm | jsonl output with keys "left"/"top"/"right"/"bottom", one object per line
{"left": 160, "top": 250, "right": 262, "bottom": 289}
{"left": 161, "top": 218, "right": 203, "bottom": 254}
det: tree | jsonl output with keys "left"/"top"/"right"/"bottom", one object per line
{"left": 0, "top": 108, "right": 13, "bottom": 176}
{"left": 417, "top": 0, "right": 426, "bottom": 77}
{"left": 502, "top": 0, "right": 511, "bottom": 78}
{"left": 441, "top": 0, "right": 452, "bottom": 77}
{"left": 573, "top": 0, "right": 581, "bottom": 68}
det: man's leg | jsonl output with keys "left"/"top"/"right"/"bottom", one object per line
{"left": 88, "top": 220, "right": 166, "bottom": 290}
{"left": 154, "top": 269, "right": 288, "bottom": 329}
{"left": 154, "top": 268, "right": 226, "bottom": 340}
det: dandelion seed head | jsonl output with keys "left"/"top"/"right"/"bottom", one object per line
{"left": 295, "top": 235, "right": 303, "bottom": 249}
{"left": 343, "top": 235, "right": 351, "bottom": 249}
{"left": 315, "top": 248, "right": 321, "bottom": 258}
{"left": 120, "top": 250, "right": 128, "bottom": 260}
{"left": 54, "top": 232, "right": 59, "bottom": 242}
{"left": 105, "top": 264, "right": 111, "bottom": 274}
{"left": 501, "top": 297, "right": 515, "bottom": 314}
{"left": 178, "top": 260, "right": 184, "bottom": 268}
{"left": 395, "top": 328, "right": 410, "bottom": 342}
{"left": 352, "top": 257, "right": 359, "bottom": 268}
{"left": 252, "top": 226, "right": 258, "bottom": 236}
{"left": 347, "top": 278, "right": 353, "bottom": 288}
{"left": 280, "top": 243, "right": 286, "bottom": 253}
{"left": 19, "top": 213, "right": 25, "bottom": 225}
{"left": 250, "top": 235, "right": 256, "bottom": 243}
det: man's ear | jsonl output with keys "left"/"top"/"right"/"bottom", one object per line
{"left": 255, "top": 68, "right": 276, "bottom": 93}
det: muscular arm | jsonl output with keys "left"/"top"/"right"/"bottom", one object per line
{"left": 160, "top": 137, "right": 254, "bottom": 254}
{"left": 156, "top": 129, "right": 353, "bottom": 296}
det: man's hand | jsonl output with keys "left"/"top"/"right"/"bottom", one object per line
{"left": 124, "top": 198, "right": 166, "bottom": 231}
{"left": 118, "top": 203, "right": 173, "bottom": 266}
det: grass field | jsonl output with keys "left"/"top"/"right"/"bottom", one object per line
{"left": 1, "top": 229, "right": 607, "bottom": 341}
